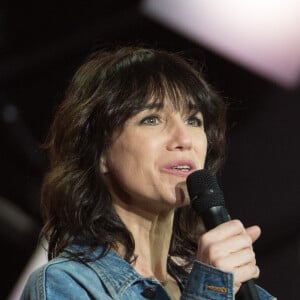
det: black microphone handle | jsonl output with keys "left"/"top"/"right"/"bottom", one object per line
{"left": 237, "top": 281, "right": 260, "bottom": 300}
{"left": 200, "top": 207, "right": 260, "bottom": 300}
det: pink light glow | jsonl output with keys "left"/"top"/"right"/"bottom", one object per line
{"left": 141, "top": 0, "right": 300, "bottom": 88}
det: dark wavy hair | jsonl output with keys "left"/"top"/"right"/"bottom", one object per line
{"left": 41, "top": 46, "right": 226, "bottom": 268}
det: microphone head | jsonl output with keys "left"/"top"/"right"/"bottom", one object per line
{"left": 186, "top": 169, "right": 225, "bottom": 213}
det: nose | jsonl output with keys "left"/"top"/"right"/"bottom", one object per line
{"left": 166, "top": 118, "right": 192, "bottom": 151}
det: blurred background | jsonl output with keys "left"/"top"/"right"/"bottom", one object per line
{"left": 1, "top": 1, "right": 299, "bottom": 299}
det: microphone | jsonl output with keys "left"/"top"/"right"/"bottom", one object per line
{"left": 186, "top": 169, "right": 260, "bottom": 300}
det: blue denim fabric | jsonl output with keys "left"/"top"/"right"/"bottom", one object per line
{"left": 21, "top": 244, "right": 276, "bottom": 300}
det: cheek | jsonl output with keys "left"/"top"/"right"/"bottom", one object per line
{"left": 106, "top": 138, "right": 149, "bottom": 179}
{"left": 107, "top": 144, "right": 131, "bottom": 174}
{"left": 195, "top": 133, "right": 208, "bottom": 165}
{"left": 203, "top": 135, "right": 208, "bottom": 155}
{"left": 104, "top": 146, "right": 138, "bottom": 195}
{"left": 104, "top": 141, "right": 158, "bottom": 200}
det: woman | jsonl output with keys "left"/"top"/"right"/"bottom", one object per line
{"left": 21, "top": 47, "right": 275, "bottom": 299}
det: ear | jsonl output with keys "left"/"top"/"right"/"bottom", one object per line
{"left": 99, "top": 154, "right": 109, "bottom": 174}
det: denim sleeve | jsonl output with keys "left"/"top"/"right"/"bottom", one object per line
{"left": 181, "top": 260, "right": 276, "bottom": 300}
{"left": 20, "top": 263, "right": 113, "bottom": 300}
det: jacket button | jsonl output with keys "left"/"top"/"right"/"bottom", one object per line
{"left": 141, "top": 287, "right": 156, "bottom": 299}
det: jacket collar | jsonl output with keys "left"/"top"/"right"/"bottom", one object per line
{"left": 63, "top": 242, "right": 157, "bottom": 298}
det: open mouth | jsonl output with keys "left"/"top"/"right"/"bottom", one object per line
{"left": 172, "top": 165, "right": 191, "bottom": 171}
{"left": 162, "top": 160, "right": 196, "bottom": 177}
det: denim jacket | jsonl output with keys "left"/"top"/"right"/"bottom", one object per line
{"left": 21, "top": 244, "right": 275, "bottom": 300}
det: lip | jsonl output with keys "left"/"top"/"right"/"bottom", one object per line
{"left": 161, "top": 159, "right": 197, "bottom": 178}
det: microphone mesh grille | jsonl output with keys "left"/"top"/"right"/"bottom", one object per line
{"left": 186, "top": 169, "right": 225, "bottom": 213}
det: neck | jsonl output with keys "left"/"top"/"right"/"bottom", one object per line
{"left": 113, "top": 201, "right": 174, "bottom": 282}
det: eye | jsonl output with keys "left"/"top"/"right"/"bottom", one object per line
{"left": 185, "top": 116, "right": 203, "bottom": 127}
{"left": 140, "top": 115, "right": 160, "bottom": 126}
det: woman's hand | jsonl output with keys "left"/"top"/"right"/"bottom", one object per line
{"left": 196, "top": 219, "right": 261, "bottom": 294}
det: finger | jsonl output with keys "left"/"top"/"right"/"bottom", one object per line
{"left": 206, "top": 233, "right": 253, "bottom": 261}
{"left": 200, "top": 219, "right": 245, "bottom": 245}
{"left": 246, "top": 225, "right": 261, "bottom": 243}
{"left": 213, "top": 248, "right": 256, "bottom": 271}
{"left": 234, "top": 263, "right": 260, "bottom": 284}
{"left": 217, "top": 232, "right": 252, "bottom": 256}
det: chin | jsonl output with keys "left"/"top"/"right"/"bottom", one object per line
{"left": 174, "top": 184, "right": 190, "bottom": 207}
{"left": 166, "top": 193, "right": 188, "bottom": 209}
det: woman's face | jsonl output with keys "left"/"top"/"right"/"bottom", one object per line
{"left": 101, "top": 99, "right": 207, "bottom": 213}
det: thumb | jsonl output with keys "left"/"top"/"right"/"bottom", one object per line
{"left": 246, "top": 225, "right": 261, "bottom": 243}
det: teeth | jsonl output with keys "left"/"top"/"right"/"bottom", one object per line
{"left": 173, "top": 165, "right": 191, "bottom": 170}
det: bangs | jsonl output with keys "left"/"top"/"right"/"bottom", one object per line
{"left": 110, "top": 64, "right": 209, "bottom": 120}
{"left": 146, "top": 75, "right": 205, "bottom": 115}
{"left": 99, "top": 48, "right": 214, "bottom": 137}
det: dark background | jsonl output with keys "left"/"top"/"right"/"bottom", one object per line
{"left": 1, "top": 1, "right": 299, "bottom": 299}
